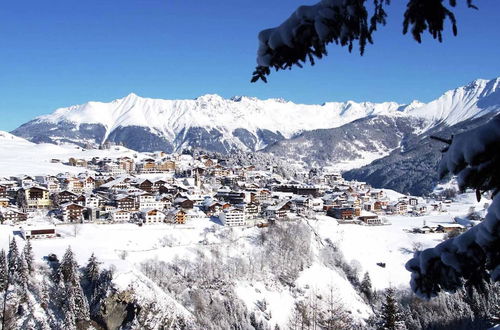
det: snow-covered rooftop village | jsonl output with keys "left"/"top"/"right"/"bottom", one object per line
{"left": 0, "top": 131, "right": 496, "bottom": 329}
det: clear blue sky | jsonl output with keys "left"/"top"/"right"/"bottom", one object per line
{"left": 0, "top": 0, "right": 499, "bottom": 131}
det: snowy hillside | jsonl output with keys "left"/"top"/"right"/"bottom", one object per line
{"left": 408, "top": 78, "right": 500, "bottom": 126}
{"left": 0, "top": 131, "right": 138, "bottom": 177}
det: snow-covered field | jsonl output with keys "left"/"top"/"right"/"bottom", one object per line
{"left": 0, "top": 131, "right": 140, "bottom": 177}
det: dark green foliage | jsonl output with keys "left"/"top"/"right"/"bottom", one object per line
{"left": 7, "top": 238, "right": 19, "bottom": 279}
{"left": 379, "top": 288, "right": 405, "bottom": 329}
{"left": 0, "top": 250, "right": 7, "bottom": 292}
{"left": 360, "top": 272, "right": 374, "bottom": 304}
{"left": 23, "top": 240, "right": 34, "bottom": 274}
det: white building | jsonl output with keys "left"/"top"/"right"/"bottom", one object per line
{"left": 111, "top": 209, "right": 131, "bottom": 222}
{"left": 21, "top": 225, "right": 57, "bottom": 239}
{"left": 139, "top": 194, "right": 163, "bottom": 211}
{"left": 142, "top": 209, "right": 166, "bottom": 224}
{"left": 219, "top": 208, "right": 246, "bottom": 226}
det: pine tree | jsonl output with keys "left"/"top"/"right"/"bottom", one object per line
{"left": 360, "top": 271, "right": 374, "bottom": 304}
{"left": 62, "top": 283, "right": 77, "bottom": 330}
{"left": 17, "top": 252, "right": 29, "bottom": 302}
{"left": 57, "top": 247, "right": 90, "bottom": 323}
{"left": 0, "top": 250, "right": 7, "bottom": 292}
{"left": 85, "top": 253, "right": 100, "bottom": 289}
{"left": 23, "top": 240, "right": 34, "bottom": 274}
{"left": 379, "top": 288, "right": 405, "bottom": 330}
{"left": 57, "top": 247, "right": 78, "bottom": 284}
{"left": 7, "top": 238, "right": 19, "bottom": 278}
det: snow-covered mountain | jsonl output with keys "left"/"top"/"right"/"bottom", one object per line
{"left": 407, "top": 78, "right": 500, "bottom": 126}
{"left": 11, "top": 77, "right": 500, "bottom": 159}
{"left": 12, "top": 93, "right": 409, "bottom": 153}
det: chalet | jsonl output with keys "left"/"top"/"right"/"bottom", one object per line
{"left": 358, "top": 212, "right": 382, "bottom": 225}
{"left": 21, "top": 176, "right": 35, "bottom": 188}
{"left": 64, "top": 178, "right": 84, "bottom": 194}
{"left": 166, "top": 209, "right": 187, "bottom": 224}
{"left": 157, "top": 160, "right": 176, "bottom": 172}
{"left": 408, "top": 197, "right": 419, "bottom": 206}
{"left": 369, "top": 189, "right": 385, "bottom": 200}
{"left": 138, "top": 179, "right": 154, "bottom": 193}
{"left": 139, "top": 194, "right": 163, "bottom": 210}
{"left": 119, "top": 157, "right": 135, "bottom": 172}
{"left": 142, "top": 209, "right": 166, "bottom": 224}
{"left": 138, "top": 159, "right": 157, "bottom": 174}
{"left": 21, "top": 225, "right": 57, "bottom": 239}
{"left": 174, "top": 197, "right": 194, "bottom": 209}
{"left": 20, "top": 187, "right": 51, "bottom": 210}
{"left": 245, "top": 202, "right": 260, "bottom": 219}
{"left": 265, "top": 201, "right": 292, "bottom": 219}
{"left": 327, "top": 207, "right": 355, "bottom": 220}
{"left": 203, "top": 201, "right": 224, "bottom": 216}
{"left": 46, "top": 179, "right": 61, "bottom": 193}
{"left": 117, "top": 196, "right": 136, "bottom": 211}
{"left": 58, "top": 190, "right": 78, "bottom": 204}
{"left": 83, "top": 177, "right": 96, "bottom": 191}
{"left": 111, "top": 209, "right": 131, "bottom": 222}
{"left": 0, "top": 208, "right": 27, "bottom": 223}
{"left": 414, "top": 204, "right": 428, "bottom": 215}
{"left": 254, "top": 189, "right": 271, "bottom": 204}
{"left": 389, "top": 201, "right": 408, "bottom": 215}
{"left": 436, "top": 224, "right": 466, "bottom": 233}
{"left": 61, "top": 203, "right": 85, "bottom": 222}
{"left": 84, "top": 194, "right": 102, "bottom": 209}
{"left": 219, "top": 207, "right": 246, "bottom": 226}
{"left": 373, "top": 200, "right": 389, "bottom": 212}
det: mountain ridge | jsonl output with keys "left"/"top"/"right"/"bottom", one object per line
{"left": 11, "top": 77, "right": 500, "bottom": 167}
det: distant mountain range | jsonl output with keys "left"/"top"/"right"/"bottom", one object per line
{"left": 11, "top": 77, "right": 500, "bottom": 194}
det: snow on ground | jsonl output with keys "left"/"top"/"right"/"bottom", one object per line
{"left": 309, "top": 192, "right": 488, "bottom": 289}
{"left": 0, "top": 131, "right": 141, "bottom": 177}
{"left": 0, "top": 192, "right": 488, "bottom": 325}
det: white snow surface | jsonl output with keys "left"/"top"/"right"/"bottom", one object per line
{"left": 0, "top": 131, "right": 139, "bottom": 177}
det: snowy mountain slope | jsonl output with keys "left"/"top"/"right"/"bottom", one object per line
{"left": 407, "top": 78, "right": 500, "bottom": 126}
{"left": 343, "top": 113, "right": 498, "bottom": 195}
{"left": 0, "top": 131, "right": 139, "bottom": 177}
{"left": 262, "top": 115, "right": 428, "bottom": 170}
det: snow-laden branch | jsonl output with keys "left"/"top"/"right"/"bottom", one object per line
{"left": 252, "top": 0, "right": 477, "bottom": 82}
{"left": 406, "top": 114, "right": 500, "bottom": 299}
{"left": 252, "top": 0, "right": 389, "bottom": 82}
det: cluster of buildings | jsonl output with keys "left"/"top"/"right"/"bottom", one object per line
{"left": 0, "top": 152, "right": 441, "bottom": 234}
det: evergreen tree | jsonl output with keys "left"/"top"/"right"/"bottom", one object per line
{"left": 17, "top": 252, "right": 29, "bottom": 302}
{"left": 360, "top": 271, "right": 374, "bottom": 304}
{"left": 85, "top": 253, "right": 100, "bottom": 289}
{"left": 57, "top": 247, "right": 90, "bottom": 323}
{"left": 23, "top": 240, "right": 34, "bottom": 274}
{"left": 57, "top": 247, "right": 78, "bottom": 284}
{"left": 62, "top": 283, "right": 77, "bottom": 330}
{"left": 0, "top": 250, "right": 7, "bottom": 292}
{"left": 7, "top": 238, "right": 19, "bottom": 280}
{"left": 379, "top": 288, "right": 405, "bottom": 330}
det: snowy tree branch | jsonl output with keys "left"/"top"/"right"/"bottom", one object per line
{"left": 252, "top": 0, "right": 477, "bottom": 82}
